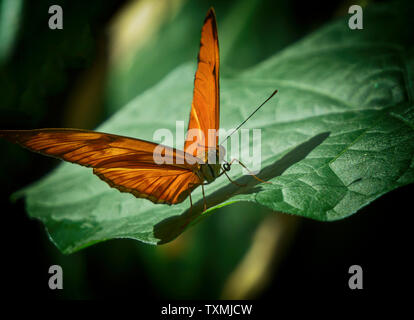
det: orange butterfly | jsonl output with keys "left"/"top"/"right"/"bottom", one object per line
{"left": 0, "top": 8, "right": 275, "bottom": 210}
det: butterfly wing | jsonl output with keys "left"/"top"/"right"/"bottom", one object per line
{"left": 184, "top": 8, "right": 220, "bottom": 157}
{"left": 0, "top": 129, "right": 202, "bottom": 204}
{"left": 93, "top": 166, "right": 201, "bottom": 204}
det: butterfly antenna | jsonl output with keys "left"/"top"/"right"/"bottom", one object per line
{"left": 220, "top": 89, "right": 278, "bottom": 146}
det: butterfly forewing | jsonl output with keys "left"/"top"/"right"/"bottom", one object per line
{"left": 184, "top": 8, "right": 220, "bottom": 157}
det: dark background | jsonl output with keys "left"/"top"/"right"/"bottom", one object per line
{"left": 0, "top": 0, "right": 411, "bottom": 301}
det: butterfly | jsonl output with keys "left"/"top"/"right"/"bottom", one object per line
{"left": 0, "top": 8, "right": 276, "bottom": 210}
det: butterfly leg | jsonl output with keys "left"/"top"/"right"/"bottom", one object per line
{"left": 217, "top": 160, "right": 247, "bottom": 187}
{"left": 229, "top": 158, "right": 271, "bottom": 184}
{"left": 186, "top": 182, "right": 207, "bottom": 213}
{"left": 186, "top": 183, "right": 195, "bottom": 214}
{"left": 224, "top": 171, "right": 246, "bottom": 187}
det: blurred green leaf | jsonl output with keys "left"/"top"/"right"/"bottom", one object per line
{"left": 17, "top": 1, "right": 414, "bottom": 253}
{"left": 0, "top": 0, "right": 23, "bottom": 64}
{"left": 136, "top": 202, "right": 270, "bottom": 299}
{"left": 105, "top": 0, "right": 300, "bottom": 114}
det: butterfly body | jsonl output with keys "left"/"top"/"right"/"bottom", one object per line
{"left": 199, "top": 163, "right": 220, "bottom": 184}
{"left": 197, "top": 146, "right": 226, "bottom": 183}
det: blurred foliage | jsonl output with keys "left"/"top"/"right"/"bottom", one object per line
{"left": 0, "top": 0, "right": 23, "bottom": 64}
{"left": 1, "top": 0, "right": 413, "bottom": 300}
{"left": 105, "top": 0, "right": 302, "bottom": 114}
{"left": 0, "top": 0, "right": 118, "bottom": 126}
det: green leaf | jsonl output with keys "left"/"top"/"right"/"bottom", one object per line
{"left": 17, "top": 1, "right": 414, "bottom": 254}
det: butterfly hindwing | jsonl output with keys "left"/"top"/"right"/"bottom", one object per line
{"left": 94, "top": 166, "right": 201, "bottom": 204}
